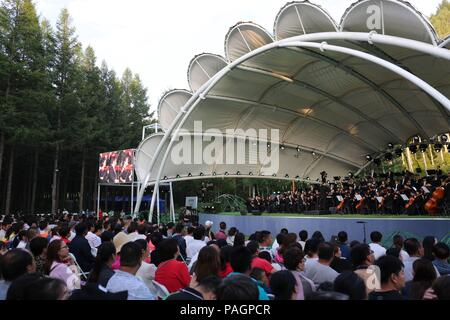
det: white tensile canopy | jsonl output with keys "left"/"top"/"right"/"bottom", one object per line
{"left": 135, "top": 0, "right": 450, "bottom": 216}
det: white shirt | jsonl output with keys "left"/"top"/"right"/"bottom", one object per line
{"left": 17, "top": 241, "right": 27, "bottom": 249}
{"left": 369, "top": 243, "right": 386, "bottom": 260}
{"left": 400, "top": 249, "right": 409, "bottom": 262}
{"left": 186, "top": 239, "right": 206, "bottom": 260}
{"left": 86, "top": 232, "right": 102, "bottom": 256}
{"left": 404, "top": 256, "right": 441, "bottom": 281}
{"left": 298, "top": 241, "right": 306, "bottom": 251}
{"left": 106, "top": 270, "right": 155, "bottom": 300}
{"left": 184, "top": 235, "right": 194, "bottom": 247}
{"left": 136, "top": 261, "right": 157, "bottom": 293}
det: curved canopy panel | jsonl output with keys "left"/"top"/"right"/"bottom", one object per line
{"left": 157, "top": 89, "right": 192, "bottom": 131}
{"left": 225, "top": 22, "right": 273, "bottom": 63}
{"left": 274, "top": 1, "right": 338, "bottom": 40}
{"left": 187, "top": 53, "right": 228, "bottom": 92}
{"left": 134, "top": 133, "right": 164, "bottom": 182}
{"left": 341, "top": 0, "right": 438, "bottom": 45}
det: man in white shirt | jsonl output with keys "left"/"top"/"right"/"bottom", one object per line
{"left": 106, "top": 242, "right": 155, "bottom": 300}
{"left": 369, "top": 231, "right": 386, "bottom": 260}
{"left": 184, "top": 226, "right": 195, "bottom": 247}
{"left": 303, "top": 242, "right": 338, "bottom": 288}
{"left": 85, "top": 222, "right": 102, "bottom": 257}
{"left": 186, "top": 226, "right": 206, "bottom": 260}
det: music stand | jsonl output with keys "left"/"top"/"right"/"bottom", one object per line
{"left": 357, "top": 221, "right": 368, "bottom": 244}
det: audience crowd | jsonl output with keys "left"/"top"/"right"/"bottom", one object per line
{"left": 0, "top": 213, "right": 449, "bottom": 300}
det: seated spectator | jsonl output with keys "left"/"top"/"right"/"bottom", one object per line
{"left": 186, "top": 226, "right": 206, "bottom": 261}
{"left": 304, "top": 242, "right": 338, "bottom": 288}
{"left": 304, "top": 238, "right": 320, "bottom": 272}
{"left": 404, "top": 238, "right": 425, "bottom": 282}
{"left": 432, "top": 243, "right": 450, "bottom": 276}
{"left": 369, "top": 231, "right": 386, "bottom": 260}
{"left": 250, "top": 268, "right": 270, "bottom": 293}
{"left": 148, "top": 232, "right": 163, "bottom": 267}
{"left": 0, "top": 249, "right": 36, "bottom": 300}
{"left": 219, "top": 245, "right": 233, "bottom": 278}
{"left": 386, "top": 247, "right": 402, "bottom": 260}
{"left": 172, "top": 223, "right": 187, "bottom": 261}
{"left": 69, "top": 223, "right": 95, "bottom": 273}
{"left": 258, "top": 230, "right": 273, "bottom": 252}
{"left": 135, "top": 239, "right": 157, "bottom": 292}
{"left": 233, "top": 232, "right": 246, "bottom": 247}
{"left": 166, "top": 275, "right": 222, "bottom": 300}
{"left": 275, "top": 233, "right": 297, "bottom": 264}
{"left": 431, "top": 275, "right": 450, "bottom": 300}
{"left": 191, "top": 245, "right": 221, "bottom": 286}
{"left": 369, "top": 256, "right": 405, "bottom": 300}
{"left": 228, "top": 246, "right": 269, "bottom": 300}
{"left": 422, "top": 236, "right": 438, "bottom": 262}
{"left": 334, "top": 271, "right": 367, "bottom": 300}
{"left": 106, "top": 242, "right": 155, "bottom": 300}
{"left": 29, "top": 237, "right": 49, "bottom": 276}
{"left": 45, "top": 240, "right": 80, "bottom": 291}
{"left": 403, "top": 258, "right": 437, "bottom": 300}
{"left": 283, "top": 245, "right": 313, "bottom": 299}
{"left": 392, "top": 234, "right": 409, "bottom": 261}
{"left": 311, "top": 231, "right": 325, "bottom": 243}
{"left": 59, "top": 225, "right": 71, "bottom": 245}
{"left": 298, "top": 230, "right": 308, "bottom": 251}
{"left": 216, "top": 274, "right": 259, "bottom": 300}
{"left": 247, "top": 241, "right": 275, "bottom": 277}
{"left": 336, "top": 231, "right": 350, "bottom": 259}
{"left": 87, "top": 241, "right": 116, "bottom": 287}
{"left": 330, "top": 245, "right": 353, "bottom": 273}
{"left": 226, "top": 227, "right": 238, "bottom": 246}
{"left": 7, "top": 273, "right": 68, "bottom": 300}
{"left": 270, "top": 270, "right": 297, "bottom": 300}
{"left": 155, "top": 238, "right": 190, "bottom": 293}
{"left": 215, "top": 222, "right": 227, "bottom": 241}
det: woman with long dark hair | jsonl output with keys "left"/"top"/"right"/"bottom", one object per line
{"left": 403, "top": 258, "right": 437, "bottom": 300}
{"left": 422, "top": 236, "right": 437, "bottom": 261}
{"left": 192, "top": 246, "right": 221, "bottom": 284}
{"left": 87, "top": 242, "right": 116, "bottom": 287}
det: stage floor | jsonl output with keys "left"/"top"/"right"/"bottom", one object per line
{"left": 199, "top": 213, "right": 450, "bottom": 244}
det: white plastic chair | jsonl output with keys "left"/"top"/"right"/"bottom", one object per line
{"left": 68, "top": 252, "right": 90, "bottom": 281}
{"left": 151, "top": 280, "right": 170, "bottom": 299}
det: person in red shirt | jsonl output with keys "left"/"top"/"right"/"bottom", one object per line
{"left": 247, "top": 240, "right": 275, "bottom": 277}
{"left": 155, "top": 238, "right": 190, "bottom": 293}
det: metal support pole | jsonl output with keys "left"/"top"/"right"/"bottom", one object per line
{"left": 170, "top": 182, "right": 175, "bottom": 222}
{"left": 97, "top": 184, "right": 101, "bottom": 219}
{"left": 131, "top": 181, "right": 134, "bottom": 218}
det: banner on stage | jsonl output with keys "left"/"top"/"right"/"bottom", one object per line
{"left": 99, "top": 149, "right": 135, "bottom": 184}
{"left": 185, "top": 196, "right": 198, "bottom": 209}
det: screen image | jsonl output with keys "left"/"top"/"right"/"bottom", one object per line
{"left": 99, "top": 149, "right": 135, "bottom": 184}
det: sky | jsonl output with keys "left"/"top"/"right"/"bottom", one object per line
{"left": 33, "top": 0, "right": 443, "bottom": 116}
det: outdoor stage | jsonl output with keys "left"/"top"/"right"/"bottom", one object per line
{"left": 199, "top": 213, "right": 450, "bottom": 244}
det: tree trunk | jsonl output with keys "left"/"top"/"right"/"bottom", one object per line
{"left": 0, "top": 133, "right": 4, "bottom": 181}
{"left": 79, "top": 150, "right": 86, "bottom": 213}
{"left": 30, "top": 150, "right": 39, "bottom": 214}
{"left": 51, "top": 143, "right": 60, "bottom": 214}
{"left": 5, "top": 147, "right": 14, "bottom": 215}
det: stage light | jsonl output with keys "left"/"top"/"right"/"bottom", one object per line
{"left": 395, "top": 148, "right": 403, "bottom": 157}
{"left": 384, "top": 152, "right": 393, "bottom": 161}
{"left": 280, "top": 145, "right": 285, "bottom": 150}
{"left": 163, "top": 176, "right": 168, "bottom": 180}
{"left": 224, "top": 172, "right": 229, "bottom": 176}
{"left": 434, "top": 143, "right": 443, "bottom": 152}
{"left": 388, "top": 143, "right": 394, "bottom": 149}
{"left": 366, "top": 155, "right": 372, "bottom": 161}
{"left": 272, "top": 173, "right": 277, "bottom": 177}
{"left": 296, "top": 146, "right": 301, "bottom": 152}
{"left": 212, "top": 172, "right": 217, "bottom": 176}
{"left": 419, "top": 143, "right": 428, "bottom": 152}
{"left": 409, "top": 145, "right": 417, "bottom": 154}
{"left": 176, "top": 174, "right": 181, "bottom": 179}
{"left": 199, "top": 172, "right": 204, "bottom": 176}
{"left": 348, "top": 172, "right": 353, "bottom": 177}
{"left": 236, "top": 171, "right": 241, "bottom": 175}
{"left": 306, "top": 177, "right": 310, "bottom": 180}
{"left": 441, "top": 134, "right": 448, "bottom": 142}
{"left": 413, "top": 136, "right": 420, "bottom": 144}
{"left": 285, "top": 174, "right": 289, "bottom": 178}
{"left": 295, "top": 175, "right": 300, "bottom": 179}
{"left": 249, "top": 172, "right": 253, "bottom": 176}
{"left": 312, "top": 151, "right": 316, "bottom": 156}
{"left": 267, "top": 143, "right": 271, "bottom": 148}
{"left": 188, "top": 173, "right": 192, "bottom": 177}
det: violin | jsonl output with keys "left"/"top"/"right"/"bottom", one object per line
{"left": 337, "top": 198, "right": 345, "bottom": 211}
{"left": 356, "top": 196, "right": 365, "bottom": 210}
{"left": 405, "top": 194, "right": 417, "bottom": 209}
{"left": 425, "top": 186, "right": 445, "bottom": 215}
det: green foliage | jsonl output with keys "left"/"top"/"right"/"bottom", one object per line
{"left": 430, "top": 0, "right": 450, "bottom": 38}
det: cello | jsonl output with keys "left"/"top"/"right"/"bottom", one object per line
{"left": 424, "top": 186, "right": 445, "bottom": 215}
